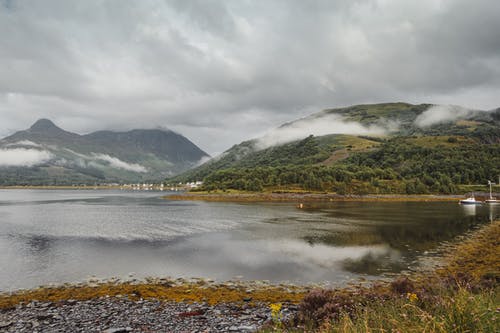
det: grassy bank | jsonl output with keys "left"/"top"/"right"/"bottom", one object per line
{"left": 263, "top": 220, "right": 500, "bottom": 332}
{"left": 165, "top": 191, "right": 461, "bottom": 203}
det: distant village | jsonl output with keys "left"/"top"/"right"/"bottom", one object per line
{"left": 128, "top": 181, "right": 203, "bottom": 191}
{"left": 93, "top": 181, "right": 204, "bottom": 191}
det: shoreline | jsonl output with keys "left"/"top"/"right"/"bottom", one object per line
{"left": 0, "top": 278, "right": 310, "bottom": 310}
{"left": 0, "top": 220, "right": 498, "bottom": 331}
{"left": 1, "top": 220, "right": 496, "bottom": 307}
{"left": 0, "top": 187, "right": 485, "bottom": 203}
{"left": 0, "top": 185, "right": 124, "bottom": 190}
{"left": 164, "top": 192, "right": 463, "bottom": 203}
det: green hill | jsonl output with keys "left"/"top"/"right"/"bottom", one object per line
{"left": 170, "top": 103, "right": 500, "bottom": 194}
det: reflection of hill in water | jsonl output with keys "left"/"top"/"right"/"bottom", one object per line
{"left": 300, "top": 202, "right": 499, "bottom": 275}
{"left": 303, "top": 214, "right": 487, "bottom": 251}
{"left": 342, "top": 249, "right": 407, "bottom": 275}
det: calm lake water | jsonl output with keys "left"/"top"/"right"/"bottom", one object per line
{"left": 0, "top": 189, "right": 498, "bottom": 291}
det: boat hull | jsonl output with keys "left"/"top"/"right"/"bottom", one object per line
{"left": 460, "top": 201, "right": 482, "bottom": 205}
{"left": 485, "top": 199, "right": 500, "bottom": 204}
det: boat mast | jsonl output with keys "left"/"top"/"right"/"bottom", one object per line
{"left": 488, "top": 180, "right": 495, "bottom": 200}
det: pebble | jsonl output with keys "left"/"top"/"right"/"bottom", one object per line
{"left": 0, "top": 298, "right": 297, "bottom": 332}
{"left": 0, "top": 321, "right": 13, "bottom": 328}
{"left": 103, "top": 327, "right": 132, "bottom": 333}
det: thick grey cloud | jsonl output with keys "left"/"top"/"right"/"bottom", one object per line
{"left": 1, "top": 0, "right": 499, "bottom": 154}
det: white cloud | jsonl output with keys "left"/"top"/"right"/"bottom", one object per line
{"left": 5, "top": 140, "right": 42, "bottom": 148}
{"left": 256, "top": 114, "right": 388, "bottom": 149}
{"left": 414, "top": 104, "right": 475, "bottom": 127}
{"left": 194, "top": 155, "right": 212, "bottom": 167}
{"left": 92, "top": 153, "right": 148, "bottom": 173}
{"left": 265, "top": 240, "right": 396, "bottom": 269}
{"left": 0, "top": 0, "right": 499, "bottom": 154}
{"left": 0, "top": 148, "right": 53, "bottom": 167}
{"left": 58, "top": 149, "right": 148, "bottom": 173}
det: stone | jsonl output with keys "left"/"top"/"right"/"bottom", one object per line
{"left": 0, "top": 292, "right": 298, "bottom": 332}
{"left": 102, "top": 327, "right": 132, "bottom": 333}
{"left": 238, "top": 325, "right": 257, "bottom": 331}
{"left": 0, "top": 321, "right": 13, "bottom": 328}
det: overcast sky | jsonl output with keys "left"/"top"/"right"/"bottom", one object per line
{"left": 1, "top": 0, "right": 499, "bottom": 154}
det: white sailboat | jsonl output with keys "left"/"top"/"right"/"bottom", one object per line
{"left": 485, "top": 180, "right": 500, "bottom": 204}
{"left": 459, "top": 191, "right": 482, "bottom": 205}
{"left": 459, "top": 194, "right": 482, "bottom": 205}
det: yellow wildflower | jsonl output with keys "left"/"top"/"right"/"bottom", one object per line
{"left": 270, "top": 302, "right": 282, "bottom": 313}
{"left": 270, "top": 302, "right": 283, "bottom": 327}
{"left": 406, "top": 292, "right": 418, "bottom": 302}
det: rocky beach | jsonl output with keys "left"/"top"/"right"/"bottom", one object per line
{"left": 0, "top": 298, "right": 298, "bottom": 333}
{"left": 0, "top": 278, "right": 308, "bottom": 333}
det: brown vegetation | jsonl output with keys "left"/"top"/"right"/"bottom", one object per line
{"left": 0, "top": 279, "right": 307, "bottom": 310}
{"left": 165, "top": 192, "right": 460, "bottom": 203}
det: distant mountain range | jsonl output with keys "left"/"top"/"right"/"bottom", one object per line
{"left": 171, "top": 103, "right": 500, "bottom": 194}
{"left": 0, "top": 119, "right": 209, "bottom": 185}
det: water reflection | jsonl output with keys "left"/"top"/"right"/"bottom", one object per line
{"left": 342, "top": 248, "right": 406, "bottom": 275}
{"left": 487, "top": 204, "right": 498, "bottom": 222}
{"left": 298, "top": 201, "right": 499, "bottom": 275}
{"left": 461, "top": 204, "right": 477, "bottom": 216}
{"left": 26, "top": 235, "right": 53, "bottom": 254}
{"left": 0, "top": 190, "right": 499, "bottom": 290}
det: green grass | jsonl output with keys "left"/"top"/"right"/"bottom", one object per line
{"left": 322, "top": 102, "right": 428, "bottom": 125}
{"left": 403, "top": 135, "right": 475, "bottom": 148}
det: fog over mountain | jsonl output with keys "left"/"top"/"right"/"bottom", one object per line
{"left": 1, "top": 0, "right": 499, "bottom": 154}
{"left": 0, "top": 119, "right": 209, "bottom": 184}
{"left": 414, "top": 105, "right": 481, "bottom": 128}
{"left": 0, "top": 148, "right": 53, "bottom": 167}
{"left": 254, "top": 103, "right": 496, "bottom": 149}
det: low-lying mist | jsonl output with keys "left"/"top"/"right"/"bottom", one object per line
{"left": 415, "top": 105, "right": 478, "bottom": 127}
{"left": 91, "top": 153, "right": 148, "bottom": 173}
{"left": 62, "top": 150, "right": 149, "bottom": 173}
{"left": 253, "top": 104, "right": 495, "bottom": 150}
{"left": 0, "top": 148, "right": 53, "bottom": 167}
{"left": 255, "top": 113, "right": 391, "bottom": 149}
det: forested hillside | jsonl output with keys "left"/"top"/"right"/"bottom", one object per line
{"left": 169, "top": 103, "right": 500, "bottom": 194}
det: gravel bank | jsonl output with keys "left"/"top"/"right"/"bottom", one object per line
{"left": 0, "top": 297, "right": 297, "bottom": 332}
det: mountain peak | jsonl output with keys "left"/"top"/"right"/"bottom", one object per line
{"left": 29, "top": 119, "right": 62, "bottom": 132}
